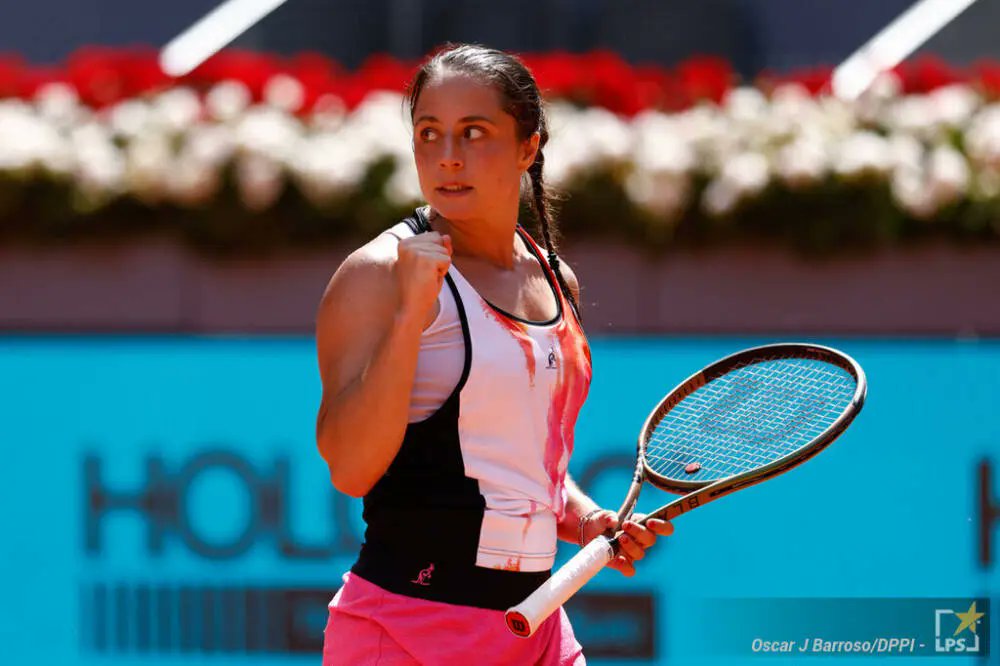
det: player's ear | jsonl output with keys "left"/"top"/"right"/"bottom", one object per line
{"left": 517, "top": 131, "right": 540, "bottom": 170}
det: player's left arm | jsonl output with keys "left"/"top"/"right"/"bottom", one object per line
{"left": 559, "top": 476, "right": 673, "bottom": 575}
{"left": 555, "top": 255, "right": 673, "bottom": 576}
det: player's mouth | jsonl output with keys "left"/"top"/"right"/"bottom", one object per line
{"left": 436, "top": 183, "right": 474, "bottom": 197}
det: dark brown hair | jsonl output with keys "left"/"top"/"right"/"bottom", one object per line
{"left": 405, "top": 43, "right": 580, "bottom": 320}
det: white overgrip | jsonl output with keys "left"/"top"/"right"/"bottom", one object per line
{"left": 504, "top": 536, "right": 615, "bottom": 638}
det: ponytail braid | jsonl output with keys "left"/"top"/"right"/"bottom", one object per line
{"left": 528, "top": 140, "right": 581, "bottom": 322}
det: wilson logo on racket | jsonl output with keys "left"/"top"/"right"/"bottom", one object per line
{"left": 505, "top": 342, "right": 867, "bottom": 638}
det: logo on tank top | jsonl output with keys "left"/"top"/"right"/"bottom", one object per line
{"left": 411, "top": 563, "right": 434, "bottom": 586}
{"left": 547, "top": 347, "right": 559, "bottom": 370}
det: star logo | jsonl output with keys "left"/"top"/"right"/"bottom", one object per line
{"left": 953, "top": 601, "right": 985, "bottom": 636}
{"left": 935, "top": 600, "right": 987, "bottom": 653}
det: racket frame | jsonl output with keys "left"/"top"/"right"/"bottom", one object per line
{"left": 617, "top": 342, "right": 866, "bottom": 527}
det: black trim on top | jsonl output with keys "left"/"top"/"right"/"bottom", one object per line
{"left": 412, "top": 205, "right": 433, "bottom": 233}
{"left": 516, "top": 225, "right": 585, "bottom": 328}
{"left": 443, "top": 272, "right": 473, "bottom": 397}
{"left": 403, "top": 205, "right": 472, "bottom": 402}
{"left": 483, "top": 225, "right": 564, "bottom": 327}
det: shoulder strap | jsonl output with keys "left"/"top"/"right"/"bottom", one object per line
{"left": 515, "top": 226, "right": 584, "bottom": 326}
{"left": 402, "top": 206, "right": 432, "bottom": 235}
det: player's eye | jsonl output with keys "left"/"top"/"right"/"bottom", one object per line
{"left": 419, "top": 127, "right": 439, "bottom": 142}
{"left": 465, "top": 126, "right": 486, "bottom": 140}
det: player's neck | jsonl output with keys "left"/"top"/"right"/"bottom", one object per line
{"left": 429, "top": 206, "right": 521, "bottom": 269}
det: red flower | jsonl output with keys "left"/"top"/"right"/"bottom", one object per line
{"left": 756, "top": 65, "right": 833, "bottom": 96}
{"left": 893, "top": 55, "right": 965, "bottom": 94}
{"left": 66, "top": 46, "right": 129, "bottom": 107}
{"left": 185, "top": 49, "right": 282, "bottom": 100}
{"left": 0, "top": 54, "right": 27, "bottom": 99}
{"left": 677, "top": 56, "right": 734, "bottom": 106}
{"left": 523, "top": 52, "right": 587, "bottom": 102}
{"left": 971, "top": 59, "right": 1000, "bottom": 100}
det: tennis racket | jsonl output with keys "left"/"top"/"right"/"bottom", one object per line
{"left": 505, "top": 342, "right": 867, "bottom": 637}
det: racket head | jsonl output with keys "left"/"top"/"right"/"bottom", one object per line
{"left": 638, "top": 342, "right": 866, "bottom": 494}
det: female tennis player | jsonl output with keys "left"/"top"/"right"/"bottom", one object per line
{"left": 315, "top": 43, "right": 673, "bottom": 665}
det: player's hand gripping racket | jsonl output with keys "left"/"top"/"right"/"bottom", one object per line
{"left": 505, "top": 342, "right": 867, "bottom": 637}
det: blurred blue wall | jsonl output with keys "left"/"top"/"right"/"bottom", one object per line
{"left": 5, "top": 0, "right": 997, "bottom": 76}
{"left": 0, "top": 336, "right": 997, "bottom": 665}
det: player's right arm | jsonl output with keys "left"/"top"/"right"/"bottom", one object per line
{"left": 315, "top": 231, "right": 452, "bottom": 497}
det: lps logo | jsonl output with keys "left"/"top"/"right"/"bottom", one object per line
{"left": 934, "top": 601, "right": 985, "bottom": 653}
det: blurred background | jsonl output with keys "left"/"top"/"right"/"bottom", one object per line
{"left": 1, "top": 1, "right": 998, "bottom": 664}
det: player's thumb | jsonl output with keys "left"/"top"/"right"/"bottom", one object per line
{"left": 600, "top": 512, "right": 617, "bottom": 537}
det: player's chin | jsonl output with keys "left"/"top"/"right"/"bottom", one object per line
{"left": 428, "top": 189, "right": 477, "bottom": 216}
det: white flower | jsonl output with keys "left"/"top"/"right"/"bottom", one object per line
{"left": 965, "top": 104, "right": 1000, "bottom": 168}
{"left": 234, "top": 106, "right": 304, "bottom": 163}
{"left": 206, "top": 80, "right": 252, "bottom": 122}
{"left": 0, "top": 102, "right": 71, "bottom": 175}
{"left": 775, "top": 137, "right": 828, "bottom": 189}
{"left": 889, "top": 144, "right": 969, "bottom": 218}
{"left": 34, "top": 83, "right": 83, "bottom": 128}
{"left": 724, "top": 86, "right": 768, "bottom": 123}
{"left": 310, "top": 94, "right": 348, "bottom": 131}
{"left": 290, "top": 131, "right": 371, "bottom": 205}
{"left": 182, "top": 124, "right": 236, "bottom": 167}
{"left": 385, "top": 160, "right": 422, "bottom": 207}
{"left": 886, "top": 133, "right": 924, "bottom": 173}
{"left": 926, "top": 143, "right": 969, "bottom": 205}
{"left": 168, "top": 155, "right": 221, "bottom": 208}
{"left": 625, "top": 168, "right": 691, "bottom": 220}
{"left": 702, "top": 177, "right": 741, "bottom": 217}
{"left": 126, "top": 133, "right": 173, "bottom": 204}
{"left": 771, "top": 83, "right": 813, "bottom": 111}
{"left": 151, "top": 87, "right": 203, "bottom": 133}
{"left": 673, "top": 105, "right": 735, "bottom": 174}
{"left": 928, "top": 84, "right": 980, "bottom": 129}
{"left": 342, "top": 91, "right": 416, "bottom": 166}
{"left": 108, "top": 100, "right": 152, "bottom": 140}
{"left": 630, "top": 111, "right": 694, "bottom": 174}
{"left": 235, "top": 153, "right": 284, "bottom": 211}
{"left": 702, "top": 151, "right": 769, "bottom": 216}
{"left": 70, "top": 123, "right": 125, "bottom": 200}
{"left": 546, "top": 106, "right": 631, "bottom": 185}
{"left": 853, "top": 71, "right": 902, "bottom": 125}
{"left": 726, "top": 151, "right": 770, "bottom": 193}
{"left": 264, "top": 74, "right": 305, "bottom": 113}
{"left": 833, "top": 131, "right": 893, "bottom": 179}
{"left": 883, "top": 94, "right": 956, "bottom": 142}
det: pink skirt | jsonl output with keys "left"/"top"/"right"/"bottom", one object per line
{"left": 322, "top": 572, "right": 585, "bottom": 665}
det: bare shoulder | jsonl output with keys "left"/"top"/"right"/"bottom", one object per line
{"left": 318, "top": 233, "right": 399, "bottom": 315}
{"left": 316, "top": 232, "right": 401, "bottom": 354}
{"left": 555, "top": 254, "right": 581, "bottom": 304}
{"left": 315, "top": 231, "right": 402, "bottom": 391}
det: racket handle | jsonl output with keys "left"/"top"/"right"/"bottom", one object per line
{"left": 504, "top": 536, "right": 615, "bottom": 638}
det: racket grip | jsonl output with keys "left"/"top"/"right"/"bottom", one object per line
{"left": 504, "top": 536, "right": 615, "bottom": 638}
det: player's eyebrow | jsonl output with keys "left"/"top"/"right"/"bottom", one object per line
{"left": 415, "top": 115, "right": 497, "bottom": 125}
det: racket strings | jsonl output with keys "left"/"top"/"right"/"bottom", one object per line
{"left": 643, "top": 356, "right": 856, "bottom": 481}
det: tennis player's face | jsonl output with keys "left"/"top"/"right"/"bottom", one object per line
{"left": 412, "top": 72, "right": 537, "bottom": 221}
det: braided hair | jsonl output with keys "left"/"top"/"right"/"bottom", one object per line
{"left": 405, "top": 43, "right": 581, "bottom": 320}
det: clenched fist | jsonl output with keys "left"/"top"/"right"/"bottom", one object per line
{"left": 395, "top": 232, "right": 452, "bottom": 321}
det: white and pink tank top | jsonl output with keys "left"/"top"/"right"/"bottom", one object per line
{"left": 352, "top": 208, "right": 592, "bottom": 609}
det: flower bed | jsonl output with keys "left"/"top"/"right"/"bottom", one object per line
{"left": 1, "top": 47, "right": 1000, "bottom": 254}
